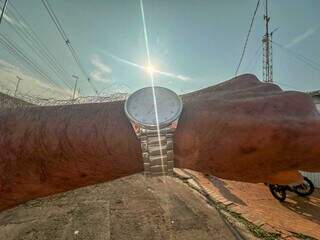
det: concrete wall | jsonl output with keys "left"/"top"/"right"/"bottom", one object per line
{"left": 301, "top": 172, "right": 320, "bottom": 188}
{"left": 315, "top": 99, "right": 320, "bottom": 112}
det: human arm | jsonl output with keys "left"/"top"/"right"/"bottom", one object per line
{"left": 1, "top": 74, "right": 320, "bottom": 211}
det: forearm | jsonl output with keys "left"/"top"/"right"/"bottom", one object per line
{"left": 0, "top": 101, "right": 142, "bottom": 211}
{"left": 175, "top": 101, "right": 320, "bottom": 182}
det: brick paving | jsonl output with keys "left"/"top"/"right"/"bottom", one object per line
{"left": 182, "top": 169, "right": 320, "bottom": 239}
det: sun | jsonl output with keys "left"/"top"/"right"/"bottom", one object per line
{"left": 145, "top": 64, "right": 156, "bottom": 74}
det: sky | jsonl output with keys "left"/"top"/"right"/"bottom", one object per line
{"left": 0, "top": 0, "right": 319, "bottom": 99}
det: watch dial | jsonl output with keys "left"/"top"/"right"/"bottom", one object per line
{"left": 125, "top": 87, "right": 182, "bottom": 127}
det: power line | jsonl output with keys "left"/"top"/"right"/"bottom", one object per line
{"left": 243, "top": 43, "right": 262, "bottom": 73}
{"left": 5, "top": 19, "right": 72, "bottom": 89}
{"left": 251, "top": 49, "right": 262, "bottom": 73}
{"left": 41, "top": 0, "right": 98, "bottom": 94}
{"left": 0, "top": 34, "right": 53, "bottom": 84}
{"left": 273, "top": 40, "right": 320, "bottom": 71}
{"left": 1, "top": 1, "right": 72, "bottom": 91}
{"left": 4, "top": 5, "right": 72, "bottom": 89}
{"left": 0, "top": 0, "right": 8, "bottom": 25}
{"left": 235, "top": 0, "right": 260, "bottom": 76}
{"left": 272, "top": 40, "right": 320, "bottom": 73}
{"left": 273, "top": 81, "right": 301, "bottom": 91}
{"left": 7, "top": 1, "right": 73, "bottom": 87}
{"left": 0, "top": 33, "right": 59, "bottom": 86}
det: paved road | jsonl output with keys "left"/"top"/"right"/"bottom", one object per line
{"left": 0, "top": 174, "right": 239, "bottom": 240}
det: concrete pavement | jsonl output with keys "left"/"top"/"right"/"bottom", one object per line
{"left": 0, "top": 174, "right": 242, "bottom": 240}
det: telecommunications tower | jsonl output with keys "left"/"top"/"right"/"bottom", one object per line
{"left": 262, "top": 0, "right": 273, "bottom": 83}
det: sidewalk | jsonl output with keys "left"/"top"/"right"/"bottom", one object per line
{"left": 179, "top": 169, "right": 320, "bottom": 239}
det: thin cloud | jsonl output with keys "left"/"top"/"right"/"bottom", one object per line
{"left": 175, "top": 74, "right": 192, "bottom": 81}
{"left": 90, "top": 55, "right": 112, "bottom": 83}
{"left": 285, "top": 27, "right": 317, "bottom": 48}
{"left": 152, "top": 70, "right": 192, "bottom": 82}
{"left": 104, "top": 51, "right": 193, "bottom": 82}
{"left": 0, "top": 59, "right": 20, "bottom": 72}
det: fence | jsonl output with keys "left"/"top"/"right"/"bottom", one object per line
{"left": 0, "top": 88, "right": 128, "bottom": 107}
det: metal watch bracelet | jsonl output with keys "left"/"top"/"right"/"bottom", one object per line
{"left": 138, "top": 127, "right": 174, "bottom": 176}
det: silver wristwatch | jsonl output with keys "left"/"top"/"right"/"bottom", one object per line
{"left": 124, "top": 87, "right": 183, "bottom": 176}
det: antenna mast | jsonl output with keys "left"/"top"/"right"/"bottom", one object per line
{"left": 262, "top": 0, "right": 273, "bottom": 83}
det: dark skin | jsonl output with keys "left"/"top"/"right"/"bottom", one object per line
{"left": 0, "top": 74, "right": 320, "bottom": 211}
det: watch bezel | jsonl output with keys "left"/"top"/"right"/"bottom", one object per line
{"left": 124, "top": 86, "right": 183, "bottom": 130}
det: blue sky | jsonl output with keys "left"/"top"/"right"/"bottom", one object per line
{"left": 0, "top": 0, "right": 319, "bottom": 98}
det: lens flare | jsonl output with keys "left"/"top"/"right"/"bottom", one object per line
{"left": 105, "top": 51, "right": 193, "bottom": 82}
{"left": 145, "top": 64, "right": 156, "bottom": 74}
{"left": 140, "top": 0, "right": 166, "bottom": 176}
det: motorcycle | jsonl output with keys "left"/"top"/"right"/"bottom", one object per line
{"left": 267, "top": 176, "right": 314, "bottom": 202}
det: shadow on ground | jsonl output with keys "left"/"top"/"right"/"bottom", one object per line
{"left": 188, "top": 170, "right": 320, "bottom": 239}
{"left": 283, "top": 189, "right": 320, "bottom": 224}
{"left": 209, "top": 177, "right": 247, "bottom": 206}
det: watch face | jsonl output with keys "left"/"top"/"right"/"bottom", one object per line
{"left": 125, "top": 87, "right": 183, "bottom": 128}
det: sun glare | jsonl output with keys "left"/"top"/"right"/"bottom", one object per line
{"left": 145, "top": 64, "right": 156, "bottom": 74}
{"left": 140, "top": 0, "right": 166, "bottom": 176}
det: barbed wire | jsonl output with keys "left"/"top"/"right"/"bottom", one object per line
{"left": 0, "top": 87, "right": 128, "bottom": 108}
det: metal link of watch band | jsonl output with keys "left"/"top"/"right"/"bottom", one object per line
{"left": 139, "top": 127, "right": 174, "bottom": 176}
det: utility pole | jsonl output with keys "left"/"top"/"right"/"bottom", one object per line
{"left": 0, "top": 0, "right": 9, "bottom": 25}
{"left": 14, "top": 75, "right": 22, "bottom": 97}
{"left": 72, "top": 75, "right": 79, "bottom": 100}
{"left": 262, "top": 0, "right": 273, "bottom": 83}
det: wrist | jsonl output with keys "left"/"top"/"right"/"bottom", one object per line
{"left": 173, "top": 101, "right": 202, "bottom": 171}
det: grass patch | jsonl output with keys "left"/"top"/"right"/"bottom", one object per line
{"left": 221, "top": 206, "right": 281, "bottom": 240}
{"left": 290, "top": 232, "right": 317, "bottom": 240}
{"left": 176, "top": 171, "right": 317, "bottom": 240}
{"left": 183, "top": 178, "right": 281, "bottom": 239}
